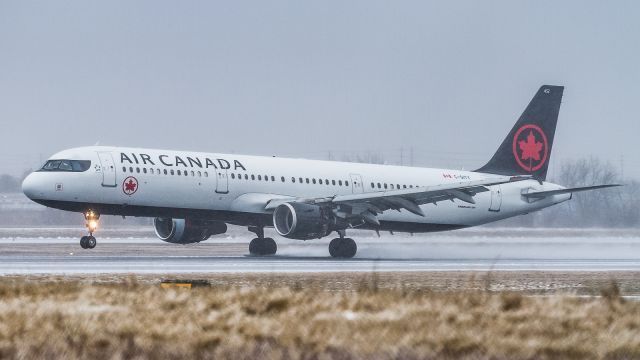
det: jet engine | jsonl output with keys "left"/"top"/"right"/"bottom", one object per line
{"left": 273, "top": 202, "right": 336, "bottom": 240}
{"left": 153, "top": 218, "right": 227, "bottom": 244}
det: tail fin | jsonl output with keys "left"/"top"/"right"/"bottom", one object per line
{"left": 476, "top": 85, "right": 564, "bottom": 180}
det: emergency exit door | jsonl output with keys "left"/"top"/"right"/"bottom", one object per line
{"left": 350, "top": 174, "right": 364, "bottom": 194}
{"left": 215, "top": 168, "right": 229, "bottom": 194}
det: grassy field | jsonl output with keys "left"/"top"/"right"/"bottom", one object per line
{"left": 0, "top": 274, "right": 639, "bottom": 359}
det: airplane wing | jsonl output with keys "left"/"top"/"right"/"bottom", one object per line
{"left": 522, "top": 184, "right": 621, "bottom": 199}
{"left": 265, "top": 175, "right": 531, "bottom": 226}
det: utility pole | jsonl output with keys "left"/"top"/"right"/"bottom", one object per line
{"left": 410, "top": 147, "right": 414, "bottom": 166}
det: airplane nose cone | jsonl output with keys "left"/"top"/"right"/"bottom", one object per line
{"left": 22, "top": 173, "right": 39, "bottom": 200}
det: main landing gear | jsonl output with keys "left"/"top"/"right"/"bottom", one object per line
{"left": 329, "top": 230, "right": 357, "bottom": 258}
{"left": 80, "top": 210, "right": 99, "bottom": 249}
{"left": 248, "top": 226, "right": 277, "bottom": 256}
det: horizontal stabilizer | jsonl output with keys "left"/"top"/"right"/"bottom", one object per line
{"left": 523, "top": 184, "right": 621, "bottom": 199}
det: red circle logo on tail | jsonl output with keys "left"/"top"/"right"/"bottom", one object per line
{"left": 512, "top": 124, "right": 548, "bottom": 172}
{"left": 123, "top": 176, "right": 138, "bottom": 196}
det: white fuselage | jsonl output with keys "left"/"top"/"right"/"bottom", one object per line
{"left": 22, "top": 146, "right": 570, "bottom": 234}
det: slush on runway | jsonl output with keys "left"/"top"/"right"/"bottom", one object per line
{"left": 2, "top": 228, "right": 639, "bottom": 275}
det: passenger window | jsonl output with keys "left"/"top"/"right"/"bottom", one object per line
{"left": 292, "top": 177, "right": 296, "bottom": 183}
{"left": 197, "top": 171, "right": 201, "bottom": 177}
{"left": 299, "top": 177, "right": 303, "bottom": 183}
{"left": 164, "top": 169, "right": 168, "bottom": 175}
{"left": 332, "top": 180, "right": 336, "bottom": 186}
{"left": 130, "top": 167, "right": 134, "bottom": 173}
{"left": 272, "top": 176, "right": 276, "bottom": 182}
{"left": 305, "top": 178, "right": 309, "bottom": 184}
{"left": 371, "top": 182, "right": 375, "bottom": 189}
{"left": 184, "top": 171, "right": 188, "bottom": 176}
{"left": 325, "top": 179, "right": 329, "bottom": 185}
{"left": 231, "top": 173, "right": 235, "bottom": 179}
{"left": 143, "top": 168, "right": 147, "bottom": 174}
{"left": 150, "top": 169, "right": 154, "bottom": 174}
{"left": 338, "top": 180, "right": 342, "bottom": 186}
{"left": 170, "top": 170, "right": 174, "bottom": 175}
{"left": 377, "top": 183, "right": 381, "bottom": 189}
{"left": 384, "top": 183, "right": 388, "bottom": 189}
{"left": 177, "top": 170, "right": 181, "bottom": 176}
{"left": 204, "top": 172, "right": 208, "bottom": 177}
{"left": 281, "top": 176, "right": 285, "bottom": 182}
{"left": 122, "top": 167, "right": 127, "bottom": 172}
{"left": 191, "top": 171, "right": 195, "bottom": 176}
{"left": 251, "top": 175, "right": 255, "bottom": 180}
{"left": 258, "top": 175, "right": 262, "bottom": 180}
{"left": 245, "top": 174, "right": 248, "bottom": 180}
{"left": 345, "top": 181, "right": 349, "bottom": 186}
{"left": 265, "top": 175, "right": 269, "bottom": 182}
{"left": 312, "top": 178, "right": 316, "bottom": 184}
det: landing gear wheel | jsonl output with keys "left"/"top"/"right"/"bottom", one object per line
{"left": 80, "top": 236, "right": 88, "bottom": 249}
{"left": 329, "top": 238, "right": 357, "bottom": 258}
{"left": 86, "top": 235, "right": 97, "bottom": 249}
{"left": 249, "top": 237, "right": 277, "bottom": 256}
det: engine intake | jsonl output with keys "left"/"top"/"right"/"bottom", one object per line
{"left": 273, "top": 202, "right": 334, "bottom": 240}
{"left": 154, "top": 218, "right": 227, "bottom": 244}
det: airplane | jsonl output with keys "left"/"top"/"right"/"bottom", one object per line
{"left": 22, "top": 85, "right": 619, "bottom": 258}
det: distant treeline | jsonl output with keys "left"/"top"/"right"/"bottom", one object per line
{"left": 496, "top": 157, "right": 638, "bottom": 228}
{"left": 1, "top": 157, "right": 638, "bottom": 228}
{"left": 0, "top": 172, "right": 29, "bottom": 193}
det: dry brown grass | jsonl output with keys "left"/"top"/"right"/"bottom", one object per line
{"left": 0, "top": 278, "right": 639, "bottom": 359}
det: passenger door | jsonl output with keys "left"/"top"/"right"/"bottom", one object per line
{"left": 489, "top": 185, "right": 502, "bottom": 212}
{"left": 215, "top": 168, "right": 229, "bottom": 194}
{"left": 97, "top": 152, "right": 117, "bottom": 187}
{"left": 349, "top": 174, "right": 364, "bottom": 194}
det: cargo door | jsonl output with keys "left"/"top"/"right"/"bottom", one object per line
{"left": 97, "top": 152, "right": 117, "bottom": 187}
{"left": 489, "top": 185, "right": 502, "bottom": 212}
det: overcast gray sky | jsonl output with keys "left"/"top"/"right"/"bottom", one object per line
{"left": 1, "top": 1, "right": 638, "bottom": 179}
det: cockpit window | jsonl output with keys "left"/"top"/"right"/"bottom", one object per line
{"left": 39, "top": 160, "right": 91, "bottom": 172}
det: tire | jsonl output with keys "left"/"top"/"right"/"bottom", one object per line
{"left": 249, "top": 238, "right": 277, "bottom": 256}
{"left": 80, "top": 236, "right": 88, "bottom": 249}
{"left": 263, "top": 238, "right": 277, "bottom": 255}
{"left": 87, "top": 236, "right": 97, "bottom": 249}
{"left": 329, "top": 238, "right": 357, "bottom": 258}
{"left": 249, "top": 238, "right": 263, "bottom": 255}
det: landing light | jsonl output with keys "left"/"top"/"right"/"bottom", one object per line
{"left": 88, "top": 220, "right": 98, "bottom": 232}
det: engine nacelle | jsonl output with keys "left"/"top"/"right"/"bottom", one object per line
{"left": 273, "top": 202, "right": 335, "bottom": 240}
{"left": 154, "top": 218, "right": 227, "bottom": 244}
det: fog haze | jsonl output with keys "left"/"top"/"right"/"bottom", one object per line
{"left": 1, "top": 1, "right": 638, "bottom": 177}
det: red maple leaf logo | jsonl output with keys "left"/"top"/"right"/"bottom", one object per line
{"left": 518, "top": 131, "right": 543, "bottom": 162}
{"left": 125, "top": 179, "right": 137, "bottom": 192}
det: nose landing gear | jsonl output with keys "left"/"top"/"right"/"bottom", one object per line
{"left": 80, "top": 211, "right": 99, "bottom": 249}
{"left": 80, "top": 235, "right": 96, "bottom": 249}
